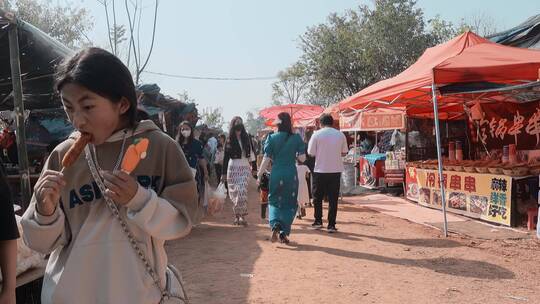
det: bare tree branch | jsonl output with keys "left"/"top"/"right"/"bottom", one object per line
{"left": 125, "top": 0, "right": 139, "bottom": 80}
{"left": 138, "top": 0, "right": 159, "bottom": 76}
{"left": 136, "top": 0, "right": 141, "bottom": 63}
{"left": 112, "top": 0, "right": 117, "bottom": 54}
{"left": 98, "top": 0, "right": 115, "bottom": 52}
{"left": 97, "top": 0, "right": 160, "bottom": 84}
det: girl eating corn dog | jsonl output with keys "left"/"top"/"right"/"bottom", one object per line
{"left": 21, "top": 47, "right": 198, "bottom": 304}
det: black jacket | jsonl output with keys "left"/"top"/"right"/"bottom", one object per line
{"left": 223, "top": 135, "right": 257, "bottom": 175}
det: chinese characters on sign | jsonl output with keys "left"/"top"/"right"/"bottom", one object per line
{"left": 464, "top": 176, "right": 476, "bottom": 193}
{"left": 476, "top": 102, "right": 540, "bottom": 149}
{"left": 488, "top": 178, "right": 508, "bottom": 221}
{"left": 414, "top": 168, "right": 512, "bottom": 226}
{"left": 450, "top": 175, "right": 461, "bottom": 191}
{"left": 339, "top": 112, "right": 405, "bottom": 131}
{"left": 525, "top": 108, "right": 540, "bottom": 146}
{"left": 359, "top": 113, "right": 405, "bottom": 131}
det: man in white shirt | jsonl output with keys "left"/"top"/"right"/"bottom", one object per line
{"left": 308, "top": 114, "right": 348, "bottom": 233}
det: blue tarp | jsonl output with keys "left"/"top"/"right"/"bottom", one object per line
{"left": 363, "top": 153, "right": 386, "bottom": 165}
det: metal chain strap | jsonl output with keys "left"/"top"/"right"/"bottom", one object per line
{"left": 85, "top": 146, "right": 163, "bottom": 286}
{"left": 84, "top": 145, "right": 185, "bottom": 302}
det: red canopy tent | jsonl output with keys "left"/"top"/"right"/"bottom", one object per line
{"left": 323, "top": 103, "right": 341, "bottom": 120}
{"left": 339, "top": 31, "right": 540, "bottom": 111}
{"left": 338, "top": 31, "right": 540, "bottom": 236}
{"left": 295, "top": 103, "right": 342, "bottom": 129}
{"left": 260, "top": 104, "right": 324, "bottom": 126}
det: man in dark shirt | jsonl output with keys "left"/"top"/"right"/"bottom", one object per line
{"left": 0, "top": 159, "right": 18, "bottom": 304}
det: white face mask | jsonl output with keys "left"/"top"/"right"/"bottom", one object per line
{"left": 181, "top": 130, "right": 191, "bottom": 138}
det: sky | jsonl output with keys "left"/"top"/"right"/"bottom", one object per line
{"left": 76, "top": 0, "right": 540, "bottom": 123}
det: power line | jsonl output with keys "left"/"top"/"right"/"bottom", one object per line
{"left": 142, "top": 70, "right": 278, "bottom": 81}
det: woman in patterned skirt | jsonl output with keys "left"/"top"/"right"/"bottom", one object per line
{"left": 223, "top": 117, "right": 257, "bottom": 226}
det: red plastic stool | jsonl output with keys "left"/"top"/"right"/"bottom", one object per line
{"left": 527, "top": 207, "right": 538, "bottom": 231}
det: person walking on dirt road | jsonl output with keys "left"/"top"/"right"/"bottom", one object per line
{"left": 223, "top": 117, "right": 258, "bottom": 226}
{"left": 258, "top": 112, "right": 305, "bottom": 244}
{"left": 308, "top": 114, "right": 348, "bottom": 233}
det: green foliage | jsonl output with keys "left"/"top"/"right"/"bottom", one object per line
{"left": 282, "top": 0, "right": 490, "bottom": 108}
{"left": 271, "top": 62, "right": 310, "bottom": 105}
{"left": 427, "top": 15, "right": 458, "bottom": 44}
{"left": 7, "top": 0, "right": 93, "bottom": 49}
{"left": 244, "top": 110, "right": 266, "bottom": 135}
{"left": 177, "top": 91, "right": 195, "bottom": 104}
{"left": 201, "top": 107, "right": 225, "bottom": 130}
{"left": 297, "top": 0, "right": 440, "bottom": 105}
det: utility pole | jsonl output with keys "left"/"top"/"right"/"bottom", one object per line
{"left": 1, "top": 8, "right": 32, "bottom": 209}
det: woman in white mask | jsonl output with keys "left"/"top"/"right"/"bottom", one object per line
{"left": 176, "top": 121, "right": 208, "bottom": 221}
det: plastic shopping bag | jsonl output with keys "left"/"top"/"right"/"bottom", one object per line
{"left": 207, "top": 182, "right": 227, "bottom": 216}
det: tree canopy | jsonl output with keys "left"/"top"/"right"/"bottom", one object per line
{"left": 5, "top": 0, "right": 93, "bottom": 49}
{"left": 273, "top": 0, "right": 494, "bottom": 107}
{"left": 244, "top": 110, "right": 266, "bottom": 135}
{"left": 200, "top": 107, "right": 225, "bottom": 131}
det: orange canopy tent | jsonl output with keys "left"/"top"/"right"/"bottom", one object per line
{"left": 339, "top": 31, "right": 540, "bottom": 111}
{"left": 338, "top": 31, "right": 540, "bottom": 237}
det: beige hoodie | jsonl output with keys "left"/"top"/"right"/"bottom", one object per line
{"left": 21, "top": 120, "right": 198, "bottom": 304}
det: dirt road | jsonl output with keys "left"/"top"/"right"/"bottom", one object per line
{"left": 167, "top": 182, "right": 540, "bottom": 304}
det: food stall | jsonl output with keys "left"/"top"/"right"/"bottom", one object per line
{"left": 338, "top": 31, "right": 540, "bottom": 234}
{"left": 340, "top": 108, "right": 406, "bottom": 189}
{"left": 406, "top": 161, "right": 537, "bottom": 227}
{"left": 406, "top": 99, "right": 540, "bottom": 227}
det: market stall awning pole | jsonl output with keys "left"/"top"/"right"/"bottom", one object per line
{"left": 432, "top": 83, "right": 449, "bottom": 237}
{"left": 354, "top": 131, "right": 358, "bottom": 187}
{"left": 6, "top": 12, "right": 32, "bottom": 209}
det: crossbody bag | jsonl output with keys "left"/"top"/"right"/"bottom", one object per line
{"left": 84, "top": 145, "right": 189, "bottom": 304}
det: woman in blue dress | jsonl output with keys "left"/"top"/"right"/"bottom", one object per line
{"left": 258, "top": 112, "right": 305, "bottom": 244}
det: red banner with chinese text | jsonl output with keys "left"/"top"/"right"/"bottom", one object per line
{"left": 476, "top": 100, "right": 540, "bottom": 150}
{"left": 340, "top": 111, "right": 405, "bottom": 131}
{"left": 360, "top": 112, "right": 405, "bottom": 131}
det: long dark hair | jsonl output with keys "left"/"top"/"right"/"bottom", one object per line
{"left": 55, "top": 47, "right": 138, "bottom": 127}
{"left": 176, "top": 121, "right": 194, "bottom": 145}
{"left": 228, "top": 116, "right": 251, "bottom": 157}
{"left": 277, "top": 112, "right": 293, "bottom": 135}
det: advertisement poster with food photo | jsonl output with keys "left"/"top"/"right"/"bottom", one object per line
{"left": 405, "top": 166, "right": 419, "bottom": 202}
{"left": 415, "top": 169, "right": 512, "bottom": 226}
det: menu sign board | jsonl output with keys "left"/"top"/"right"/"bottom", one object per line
{"left": 409, "top": 167, "right": 512, "bottom": 226}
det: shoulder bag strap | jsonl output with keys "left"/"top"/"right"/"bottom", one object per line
{"left": 84, "top": 146, "right": 169, "bottom": 300}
